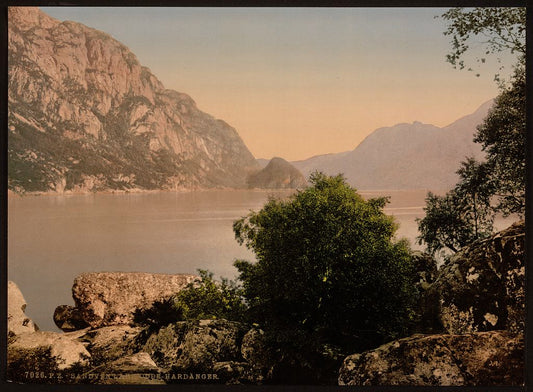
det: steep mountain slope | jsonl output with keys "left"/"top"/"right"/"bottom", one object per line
{"left": 8, "top": 7, "right": 259, "bottom": 193}
{"left": 292, "top": 101, "right": 492, "bottom": 190}
{"left": 247, "top": 157, "right": 307, "bottom": 189}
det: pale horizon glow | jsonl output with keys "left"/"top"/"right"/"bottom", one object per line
{"left": 41, "top": 7, "right": 518, "bottom": 161}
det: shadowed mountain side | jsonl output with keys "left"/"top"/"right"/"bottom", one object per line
{"left": 247, "top": 157, "right": 307, "bottom": 189}
{"left": 8, "top": 7, "right": 259, "bottom": 193}
{"left": 292, "top": 100, "right": 493, "bottom": 190}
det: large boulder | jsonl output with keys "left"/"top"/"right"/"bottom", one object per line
{"left": 338, "top": 331, "right": 524, "bottom": 386}
{"left": 67, "top": 272, "right": 197, "bottom": 328}
{"left": 142, "top": 320, "right": 273, "bottom": 384}
{"left": 8, "top": 281, "right": 37, "bottom": 336}
{"left": 8, "top": 329, "right": 91, "bottom": 377}
{"left": 79, "top": 325, "right": 144, "bottom": 366}
{"left": 432, "top": 221, "right": 525, "bottom": 334}
{"left": 143, "top": 319, "right": 247, "bottom": 372}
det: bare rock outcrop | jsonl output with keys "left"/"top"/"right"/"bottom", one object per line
{"left": 80, "top": 325, "right": 144, "bottom": 365}
{"left": 338, "top": 331, "right": 523, "bottom": 386}
{"left": 142, "top": 319, "right": 272, "bottom": 383}
{"left": 83, "top": 353, "right": 164, "bottom": 385}
{"left": 8, "top": 281, "right": 37, "bottom": 336}
{"left": 432, "top": 220, "right": 525, "bottom": 334}
{"left": 8, "top": 329, "right": 91, "bottom": 372}
{"left": 66, "top": 272, "right": 197, "bottom": 328}
{"left": 338, "top": 222, "right": 525, "bottom": 386}
{"left": 143, "top": 319, "right": 247, "bottom": 371}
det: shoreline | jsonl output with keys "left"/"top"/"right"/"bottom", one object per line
{"left": 7, "top": 186, "right": 439, "bottom": 199}
{"left": 7, "top": 186, "right": 299, "bottom": 198}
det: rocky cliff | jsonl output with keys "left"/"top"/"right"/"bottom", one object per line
{"left": 246, "top": 157, "right": 307, "bottom": 189}
{"left": 8, "top": 7, "right": 259, "bottom": 194}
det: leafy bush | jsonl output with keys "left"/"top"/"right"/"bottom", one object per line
{"left": 174, "top": 269, "right": 247, "bottom": 322}
{"left": 233, "top": 172, "right": 417, "bottom": 380}
{"left": 133, "top": 269, "right": 247, "bottom": 330}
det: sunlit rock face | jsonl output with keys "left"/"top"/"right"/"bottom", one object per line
{"left": 8, "top": 281, "right": 38, "bottom": 337}
{"left": 8, "top": 7, "right": 259, "bottom": 194}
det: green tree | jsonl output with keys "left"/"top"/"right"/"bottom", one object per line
{"left": 233, "top": 173, "right": 417, "bottom": 370}
{"left": 418, "top": 7, "right": 526, "bottom": 255}
{"left": 455, "top": 157, "right": 496, "bottom": 237}
{"left": 418, "top": 158, "right": 495, "bottom": 255}
{"left": 440, "top": 7, "right": 525, "bottom": 81}
{"left": 475, "top": 65, "right": 526, "bottom": 215}
{"left": 439, "top": 6, "right": 525, "bottom": 215}
{"left": 174, "top": 269, "right": 247, "bottom": 322}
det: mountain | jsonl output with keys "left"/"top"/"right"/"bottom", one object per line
{"left": 256, "top": 158, "right": 271, "bottom": 168}
{"left": 247, "top": 157, "right": 307, "bottom": 189}
{"left": 292, "top": 100, "right": 493, "bottom": 190}
{"left": 7, "top": 7, "right": 259, "bottom": 194}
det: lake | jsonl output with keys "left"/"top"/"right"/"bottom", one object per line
{"left": 8, "top": 189, "right": 515, "bottom": 331}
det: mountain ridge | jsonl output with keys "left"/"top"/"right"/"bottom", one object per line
{"left": 292, "top": 100, "right": 492, "bottom": 190}
{"left": 8, "top": 7, "right": 259, "bottom": 194}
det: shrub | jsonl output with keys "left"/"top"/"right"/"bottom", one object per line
{"left": 233, "top": 173, "right": 417, "bottom": 380}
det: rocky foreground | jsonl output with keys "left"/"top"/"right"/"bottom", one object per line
{"left": 8, "top": 221, "right": 525, "bottom": 385}
{"left": 339, "top": 220, "right": 525, "bottom": 386}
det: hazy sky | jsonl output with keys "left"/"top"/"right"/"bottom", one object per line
{"left": 42, "top": 7, "right": 518, "bottom": 161}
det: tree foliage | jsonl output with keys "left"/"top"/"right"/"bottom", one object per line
{"left": 132, "top": 269, "right": 247, "bottom": 330}
{"left": 440, "top": 7, "right": 525, "bottom": 80}
{"left": 475, "top": 65, "right": 526, "bottom": 215}
{"left": 417, "top": 159, "right": 495, "bottom": 256}
{"left": 173, "top": 269, "right": 247, "bottom": 322}
{"left": 233, "top": 173, "right": 417, "bottom": 362}
{"left": 418, "top": 7, "right": 526, "bottom": 255}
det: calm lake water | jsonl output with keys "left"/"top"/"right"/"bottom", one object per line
{"left": 8, "top": 189, "right": 515, "bottom": 331}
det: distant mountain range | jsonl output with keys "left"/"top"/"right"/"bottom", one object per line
{"left": 292, "top": 100, "right": 492, "bottom": 190}
{"left": 8, "top": 7, "right": 492, "bottom": 194}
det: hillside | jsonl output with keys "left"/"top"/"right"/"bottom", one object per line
{"left": 292, "top": 100, "right": 492, "bottom": 190}
{"left": 247, "top": 157, "right": 307, "bottom": 189}
{"left": 8, "top": 7, "right": 259, "bottom": 193}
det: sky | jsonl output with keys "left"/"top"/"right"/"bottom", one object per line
{"left": 41, "top": 7, "right": 519, "bottom": 161}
